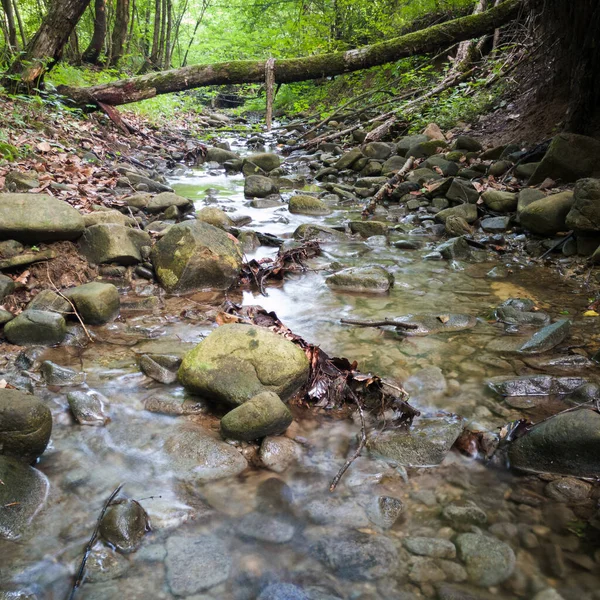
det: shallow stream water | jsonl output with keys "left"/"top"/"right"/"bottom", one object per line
{"left": 2, "top": 131, "right": 600, "bottom": 600}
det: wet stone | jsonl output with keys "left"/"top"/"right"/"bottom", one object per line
{"left": 139, "top": 353, "right": 181, "bottom": 384}
{"left": 40, "top": 361, "right": 82, "bottom": 386}
{"left": 436, "top": 237, "right": 472, "bottom": 260}
{"left": 4, "top": 309, "right": 66, "bottom": 346}
{"left": 165, "top": 534, "right": 232, "bottom": 596}
{"left": 85, "top": 545, "right": 130, "bottom": 582}
{"left": 518, "top": 319, "right": 571, "bottom": 354}
{"left": 348, "top": 220, "right": 388, "bottom": 238}
{"left": 442, "top": 503, "right": 487, "bottom": 527}
{"left": 237, "top": 511, "right": 295, "bottom": 543}
{"left": 259, "top": 436, "right": 300, "bottom": 473}
{"left": 99, "top": 498, "right": 149, "bottom": 553}
{"left": 305, "top": 496, "right": 370, "bottom": 527}
{"left": 257, "top": 584, "right": 309, "bottom": 600}
{"left": 408, "top": 557, "right": 447, "bottom": 584}
{"left": 365, "top": 496, "right": 404, "bottom": 529}
{"left": 403, "top": 537, "right": 456, "bottom": 559}
{"left": 67, "top": 390, "right": 109, "bottom": 426}
{"left": 455, "top": 533, "right": 515, "bottom": 587}
{"left": 544, "top": 477, "right": 592, "bottom": 502}
{"left": 488, "top": 374, "right": 586, "bottom": 397}
{"left": 325, "top": 265, "right": 394, "bottom": 293}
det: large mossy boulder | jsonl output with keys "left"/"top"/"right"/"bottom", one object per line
{"left": 0, "top": 389, "right": 52, "bottom": 462}
{"left": 63, "top": 282, "right": 120, "bottom": 325}
{"left": 245, "top": 153, "right": 281, "bottom": 172}
{"left": 4, "top": 309, "right": 66, "bottom": 346}
{"left": 529, "top": 134, "right": 600, "bottom": 185}
{"left": 508, "top": 408, "right": 600, "bottom": 476}
{"left": 519, "top": 191, "right": 575, "bottom": 235}
{"left": 565, "top": 178, "right": 600, "bottom": 232}
{"left": 481, "top": 190, "right": 517, "bottom": 213}
{"left": 0, "top": 193, "right": 84, "bottom": 243}
{"left": 0, "top": 456, "right": 49, "bottom": 540}
{"left": 220, "top": 391, "right": 293, "bottom": 441}
{"left": 288, "top": 195, "right": 332, "bottom": 216}
{"left": 151, "top": 221, "right": 242, "bottom": 293}
{"left": 79, "top": 223, "right": 151, "bottom": 265}
{"left": 178, "top": 323, "right": 309, "bottom": 406}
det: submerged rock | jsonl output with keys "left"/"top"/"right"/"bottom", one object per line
{"left": 67, "top": 390, "right": 109, "bottom": 426}
{"left": 0, "top": 456, "right": 49, "bottom": 539}
{"left": 99, "top": 499, "right": 149, "bottom": 553}
{"left": 258, "top": 584, "right": 309, "bottom": 600}
{"left": 163, "top": 424, "right": 248, "bottom": 481}
{"left": 0, "top": 193, "right": 84, "bottom": 242}
{"left": 518, "top": 319, "right": 570, "bottom": 353}
{"left": 368, "top": 415, "right": 464, "bottom": 467}
{"left": 139, "top": 354, "right": 181, "bottom": 384}
{"left": 259, "top": 435, "right": 300, "bottom": 473}
{"left": 508, "top": 408, "right": 600, "bottom": 476}
{"left": 178, "top": 323, "right": 309, "bottom": 406}
{"left": 151, "top": 221, "right": 242, "bottom": 293}
{"left": 165, "top": 534, "right": 231, "bottom": 595}
{"left": 488, "top": 375, "right": 587, "bottom": 396}
{"left": 4, "top": 309, "right": 66, "bottom": 346}
{"left": 326, "top": 265, "right": 394, "bottom": 293}
{"left": 220, "top": 391, "right": 293, "bottom": 441}
{"left": 63, "top": 282, "right": 120, "bottom": 325}
{"left": 390, "top": 313, "right": 477, "bottom": 336}
{"left": 455, "top": 533, "right": 515, "bottom": 587}
{"left": 0, "top": 389, "right": 52, "bottom": 462}
{"left": 288, "top": 195, "right": 332, "bottom": 215}
{"left": 403, "top": 537, "right": 456, "bottom": 559}
{"left": 293, "top": 223, "right": 345, "bottom": 242}
{"left": 237, "top": 511, "right": 295, "bottom": 543}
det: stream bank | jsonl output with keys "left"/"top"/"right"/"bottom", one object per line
{"left": 1, "top": 108, "right": 600, "bottom": 600}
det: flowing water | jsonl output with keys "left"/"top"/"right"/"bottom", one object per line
{"left": 1, "top": 132, "right": 600, "bottom": 600}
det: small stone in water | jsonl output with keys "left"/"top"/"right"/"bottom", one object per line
{"left": 259, "top": 436, "right": 300, "bottom": 473}
{"left": 67, "top": 390, "right": 109, "bottom": 426}
{"left": 237, "top": 511, "right": 295, "bottom": 543}
{"left": 99, "top": 499, "right": 149, "bottom": 553}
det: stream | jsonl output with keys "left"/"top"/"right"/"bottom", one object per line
{"left": 1, "top": 130, "right": 599, "bottom": 600}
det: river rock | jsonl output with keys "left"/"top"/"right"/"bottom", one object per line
{"left": 529, "top": 133, "right": 600, "bottom": 185}
{"left": 404, "top": 537, "right": 456, "bottom": 559}
{"left": 326, "top": 265, "right": 394, "bottom": 293}
{"left": 305, "top": 496, "right": 370, "bottom": 528}
{"left": 288, "top": 195, "right": 332, "bottom": 215}
{"left": 334, "top": 148, "right": 363, "bottom": 170}
{"left": 309, "top": 528, "right": 398, "bottom": 581}
{"left": 508, "top": 408, "right": 600, "bottom": 476}
{"left": 250, "top": 198, "right": 283, "bottom": 208}
{"left": 455, "top": 136, "right": 483, "bottom": 152}
{"left": 445, "top": 179, "right": 479, "bottom": 204}
{"left": 99, "top": 499, "right": 149, "bottom": 553}
{"left": 258, "top": 584, "right": 309, "bottom": 600}
{"left": 205, "top": 147, "right": 239, "bottom": 164}
{"left": 436, "top": 204, "right": 478, "bottom": 224}
{"left": 80, "top": 223, "right": 151, "bottom": 265}
{"left": 365, "top": 496, "right": 404, "bottom": 529}
{"left": 220, "top": 391, "right": 292, "bottom": 441}
{"left": 0, "top": 193, "right": 85, "bottom": 243}
{"left": 244, "top": 175, "right": 279, "bottom": 198}
{"left": 564, "top": 178, "right": 600, "bottom": 233}
{"left": 85, "top": 545, "right": 130, "bottom": 582}
{"left": 545, "top": 477, "right": 592, "bottom": 502}
{"left": 63, "top": 282, "right": 120, "bottom": 324}
{"left": 83, "top": 209, "right": 136, "bottom": 228}
{"left": 67, "top": 390, "right": 109, "bottom": 426}
{"left": 407, "top": 139, "right": 447, "bottom": 159}
{"left": 368, "top": 415, "right": 464, "bottom": 467}
{"left": 0, "top": 274, "right": 14, "bottom": 302}
{"left": 518, "top": 319, "right": 570, "bottom": 353}
{"left": 4, "top": 309, "right": 66, "bottom": 345}
{"left": 517, "top": 188, "right": 546, "bottom": 219}
{"left": 519, "top": 191, "right": 575, "bottom": 235}
{"left": 495, "top": 305, "right": 550, "bottom": 327}
{"left": 147, "top": 192, "right": 192, "bottom": 214}
{"left": 481, "top": 216, "right": 510, "bottom": 232}
{"left": 163, "top": 424, "right": 248, "bottom": 481}
{"left": 442, "top": 503, "right": 487, "bottom": 527}
{"left": 436, "top": 237, "right": 472, "bottom": 260}
{"left": 488, "top": 375, "right": 586, "bottom": 397}
{"left": 139, "top": 354, "right": 181, "bottom": 384}
{"left": 349, "top": 220, "right": 388, "bottom": 238}
{"left": 165, "top": 534, "right": 231, "bottom": 595}
{"left": 397, "top": 134, "right": 428, "bottom": 156}
{"left": 455, "top": 533, "right": 515, "bottom": 587}
{"left": 0, "top": 456, "right": 49, "bottom": 539}
{"left": 363, "top": 142, "right": 393, "bottom": 160}
{"left": 178, "top": 323, "right": 309, "bottom": 405}
{"left": 245, "top": 152, "right": 281, "bottom": 172}
{"left": 40, "top": 361, "right": 82, "bottom": 385}
{"left": 259, "top": 436, "right": 300, "bottom": 473}
{"left": 5, "top": 170, "right": 39, "bottom": 191}
{"left": 482, "top": 190, "right": 517, "bottom": 212}
{"left": 293, "top": 224, "right": 345, "bottom": 242}
{"left": 151, "top": 221, "right": 242, "bottom": 293}
{"left": 390, "top": 313, "right": 477, "bottom": 336}
{"left": 237, "top": 511, "right": 295, "bottom": 543}
{"left": 0, "top": 389, "right": 52, "bottom": 462}
{"left": 196, "top": 206, "right": 234, "bottom": 229}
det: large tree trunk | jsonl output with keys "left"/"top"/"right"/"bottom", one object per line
{"left": 109, "top": 0, "right": 130, "bottom": 65}
{"left": 82, "top": 0, "right": 107, "bottom": 64}
{"left": 3, "top": 0, "right": 92, "bottom": 92}
{"left": 58, "top": 0, "right": 521, "bottom": 107}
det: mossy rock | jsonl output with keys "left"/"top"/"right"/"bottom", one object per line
{"left": 244, "top": 153, "right": 280, "bottom": 172}
{"left": 147, "top": 192, "right": 192, "bottom": 214}
{"left": 519, "top": 191, "right": 575, "bottom": 235}
{"left": 435, "top": 204, "right": 478, "bottom": 224}
{"left": 293, "top": 224, "right": 346, "bottom": 242}
{"left": 80, "top": 223, "right": 151, "bottom": 265}
{"left": 63, "top": 282, "right": 120, "bottom": 325}
{"left": 178, "top": 323, "right": 309, "bottom": 406}
{"left": 407, "top": 139, "right": 447, "bottom": 159}
{"left": 349, "top": 220, "right": 388, "bottom": 238}
{"left": 151, "top": 221, "right": 242, "bottom": 293}
{"left": 196, "top": 207, "right": 234, "bottom": 229}
{"left": 326, "top": 265, "right": 394, "bottom": 293}
{"left": 4, "top": 309, "right": 66, "bottom": 346}
{"left": 481, "top": 190, "right": 517, "bottom": 213}
{"left": 288, "top": 195, "right": 332, "bottom": 216}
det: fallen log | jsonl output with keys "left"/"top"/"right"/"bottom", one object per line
{"left": 58, "top": 0, "right": 522, "bottom": 108}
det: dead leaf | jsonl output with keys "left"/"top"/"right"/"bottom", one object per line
{"left": 438, "top": 315, "right": 450, "bottom": 323}
{"left": 36, "top": 141, "right": 51, "bottom": 153}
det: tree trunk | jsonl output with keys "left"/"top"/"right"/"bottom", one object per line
{"left": 82, "top": 0, "right": 107, "bottom": 64}
{"left": 12, "top": 0, "right": 26, "bottom": 47}
{"left": 157, "top": 0, "right": 167, "bottom": 68}
{"left": 452, "top": 0, "right": 487, "bottom": 72}
{"left": 149, "top": 0, "right": 161, "bottom": 66}
{"left": 58, "top": 0, "right": 521, "bottom": 107}
{"left": 182, "top": 0, "right": 210, "bottom": 67}
{"left": 109, "top": 0, "right": 129, "bottom": 65}
{"left": 1, "top": 0, "right": 19, "bottom": 52}
{"left": 163, "top": 0, "right": 173, "bottom": 69}
{"left": 3, "top": 0, "right": 92, "bottom": 92}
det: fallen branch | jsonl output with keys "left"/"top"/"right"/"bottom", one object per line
{"left": 68, "top": 483, "right": 123, "bottom": 600}
{"left": 340, "top": 317, "right": 419, "bottom": 330}
{"left": 363, "top": 157, "right": 414, "bottom": 216}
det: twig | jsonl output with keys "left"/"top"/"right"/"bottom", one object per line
{"left": 539, "top": 232, "right": 573, "bottom": 260}
{"left": 45, "top": 264, "right": 93, "bottom": 343}
{"left": 341, "top": 317, "right": 419, "bottom": 330}
{"left": 68, "top": 483, "right": 123, "bottom": 600}
{"left": 329, "top": 389, "right": 367, "bottom": 492}
{"left": 363, "top": 157, "right": 414, "bottom": 216}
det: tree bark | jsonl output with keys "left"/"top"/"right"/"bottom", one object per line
{"left": 13, "top": 0, "right": 26, "bottom": 47}
{"left": 82, "top": 0, "right": 107, "bottom": 64}
{"left": 58, "top": 0, "right": 521, "bottom": 107}
{"left": 1, "top": 0, "right": 19, "bottom": 52}
{"left": 3, "top": 0, "right": 92, "bottom": 91}
{"left": 149, "top": 0, "right": 161, "bottom": 66}
{"left": 109, "top": 0, "right": 130, "bottom": 65}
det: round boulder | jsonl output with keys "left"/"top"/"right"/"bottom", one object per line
{"left": 178, "top": 323, "right": 310, "bottom": 406}
{"left": 0, "top": 389, "right": 52, "bottom": 462}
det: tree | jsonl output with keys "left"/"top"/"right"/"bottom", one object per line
{"left": 58, "top": 0, "right": 520, "bottom": 106}
{"left": 109, "top": 0, "right": 130, "bottom": 65}
{"left": 2, "top": 0, "right": 92, "bottom": 91}
{"left": 82, "top": 0, "right": 107, "bottom": 64}
{"left": 1, "top": 0, "right": 19, "bottom": 54}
